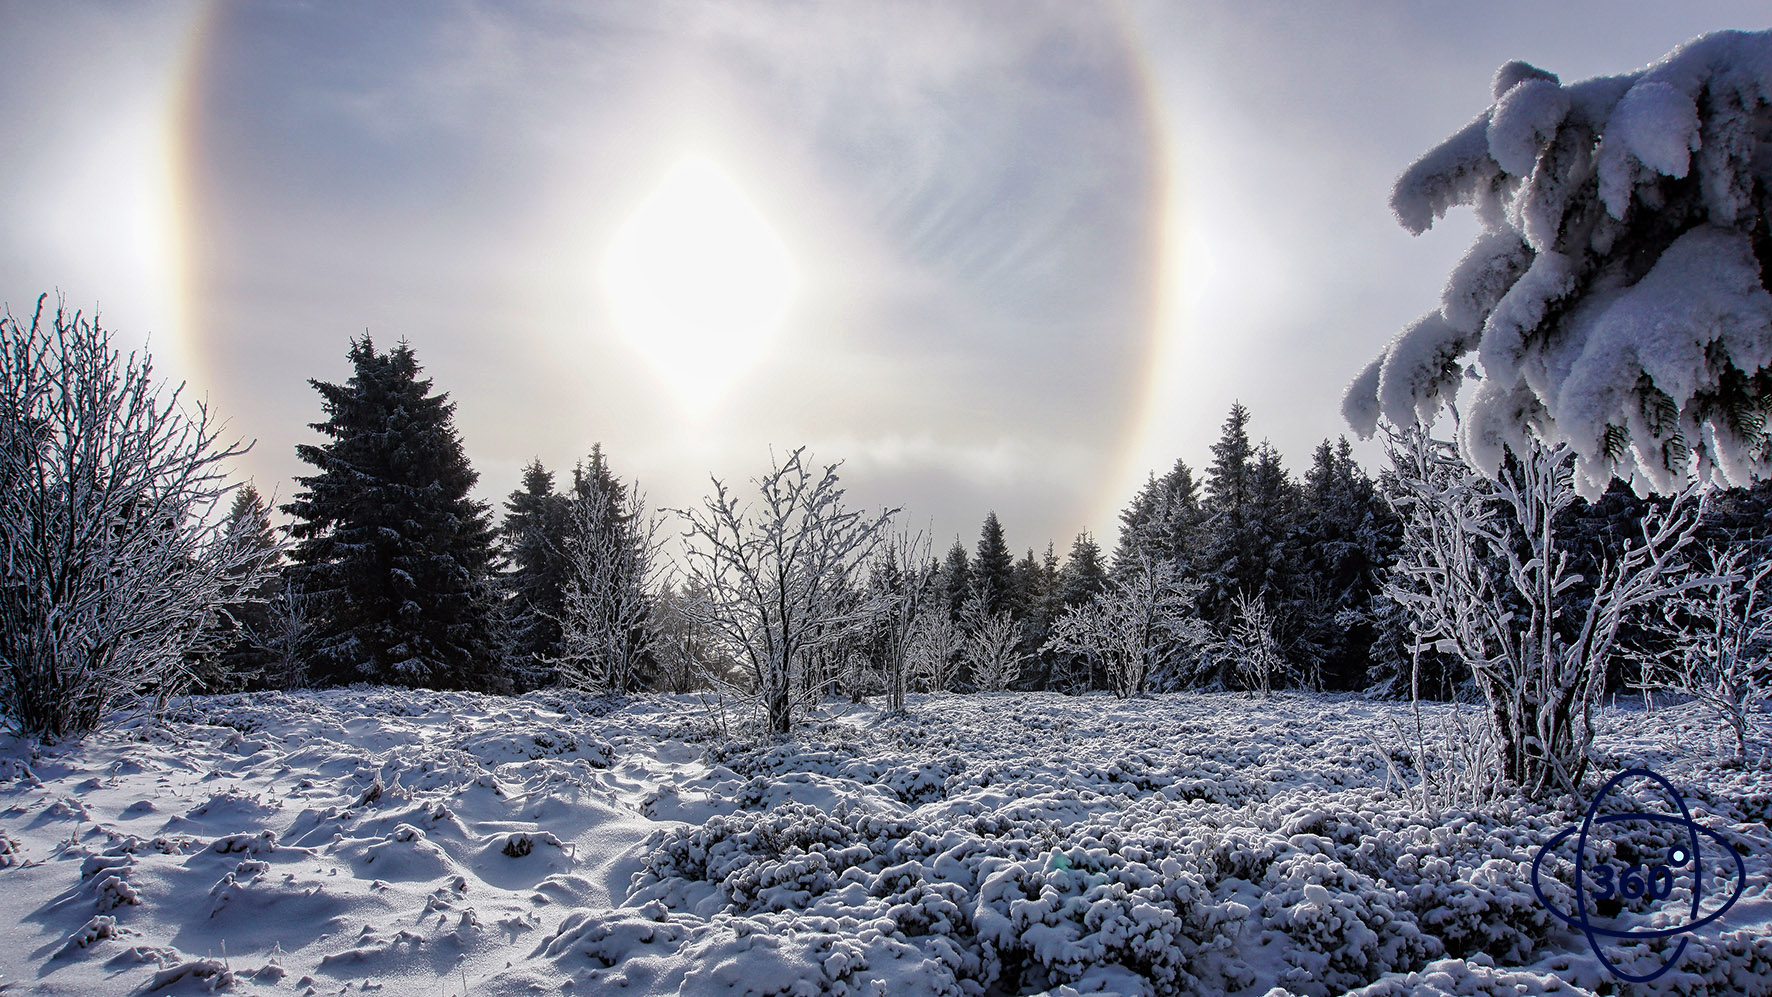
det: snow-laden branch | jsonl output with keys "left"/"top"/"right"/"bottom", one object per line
{"left": 1348, "top": 30, "right": 1772, "bottom": 499}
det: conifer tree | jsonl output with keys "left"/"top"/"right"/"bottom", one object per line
{"left": 1113, "top": 459, "right": 1201, "bottom": 577}
{"left": 202, "top": 484, "right": 287, "bottom": 692}
{"left": 939, "top": 539, "right": 971, "bottom": 619}
{"left": 972, "top": 511, "right": 1015, "bottom": 615}
{"left": 497, "top": 458, "right": 570, "bottom": 690}
{"left": 1294, "top": 437, "right": 1403, "bottom": 689}
{"left": 283, "top": 338, "right": 499, "bottom": 690}
{"left": 1052, "top": 532, "right": 1108, "bottom": 690}
{"left": 1199, "top": 403, "right": 1259, "bottom": 620}
{"left": 1059, "top": 532, "right": 1107, "bottom": 607}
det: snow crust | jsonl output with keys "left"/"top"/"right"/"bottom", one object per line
{"left": 1352, "top": 29, "right": 1772, "bottom": 497}
{"left": 3, "top": 689, "right": 1771, "bottom": 995}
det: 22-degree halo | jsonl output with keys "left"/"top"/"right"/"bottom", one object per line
{"left": 600, "top": 156, "right": 798, "bottom": 412}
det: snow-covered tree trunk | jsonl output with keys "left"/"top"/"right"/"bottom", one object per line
{"left": 0, "top": 296, "right": 280, "bottom": 740}
{"left": 1641, "top": 544, "right": 1772, "bottom": 759}
{"left": 553, "top": 479, "right": 661, "bottom": 693}
{"left": 1384, "top": 423, "right": 1706, "bottom": 798}
{"left": 677, "top": 449, "right": 892, "bottom": 734}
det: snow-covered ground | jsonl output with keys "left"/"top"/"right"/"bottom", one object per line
{"left": 1, "top": 690, "right": 1768, "bottom": 996}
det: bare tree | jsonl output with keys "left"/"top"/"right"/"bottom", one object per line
{"left": 1640, "top": 545, "right": 1772, "bottom": 760}
{"left": 869, "top": 527, "right": 935, "bottom": 712}
{"left": 650, "top": 581, "right": 722, "bottom": 694}
{"left": 0, "top": 296, "right": 280, "bottom": 740}
{"left": 677, "top": 448, "right": 893, "bottom": 734}
{"left": 961, "top": 591, "right": 1023, "bottom": 692}
{"left": 1384, "top": 423, "right": 1707, "bottom": 799}
{"left": 1046, "top": 553, "right": 1208, "bottom": 698}
{"left": 908, "top": 607, "right": 961, "bottom": 694}
{"left": 553, "top": 478, "right": 662, "bottom": 693}
{"left": 1225, "top": 591, "right": 1285, "bottom": 699}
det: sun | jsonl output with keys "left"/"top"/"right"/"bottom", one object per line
{"left": 601, "top": 157, "right": 798, "bottom": 411}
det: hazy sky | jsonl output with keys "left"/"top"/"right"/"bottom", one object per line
{"left": 2, "top": 1, "right": 1767, "bottom": 558}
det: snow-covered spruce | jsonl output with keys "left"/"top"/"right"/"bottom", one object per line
{"left": 1347, "top": 30, "right": 1772, "bottom": 500}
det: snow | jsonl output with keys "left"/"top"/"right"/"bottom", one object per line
{"left": 2, "top": 689, "right": 1770, "bottom": 996}
{"left": 1351, "top": 28, "right": 1772, "bottom": 497}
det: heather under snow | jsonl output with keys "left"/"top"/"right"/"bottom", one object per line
{"left": 3, "top": 690, "right": 1770, "bottom": 996}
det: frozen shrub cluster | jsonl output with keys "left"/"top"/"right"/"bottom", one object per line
{"left": 604, "top": 693, "right": 1771, "bottom": 997}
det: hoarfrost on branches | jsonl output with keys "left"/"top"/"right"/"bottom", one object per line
{"left": 1382, "top": 423, "right": 1706, "bottom": 799}
{"left": 960, "top": 592, "right": 1022, "bottom": 693}
{"left": 907, "top": 606, "right": 961, "bottom": 694}
{"left": 552, "top": 477, "right": 663, "bottom": 694}
{"left": 676, "top": 448, "right": 893, "bottom": 733}
{"left": 0, "top": 296, "right": 280, "bottom": 740}
{"left": 1044, "top": 550, "right": 1208, "bottom": 699}
{"left": 1638, "top": 543, "right": 1772, "bottom": 760}
{"left": 1348, "top": 30, "right": 1772, "bottom": 499}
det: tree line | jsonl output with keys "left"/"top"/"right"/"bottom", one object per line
{"left": 7, "top": 309, "right": 1772, "bottom": 763}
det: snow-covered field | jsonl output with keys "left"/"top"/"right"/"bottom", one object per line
{"left": 2, "top": 690, "right": 1769, "bottom": 996}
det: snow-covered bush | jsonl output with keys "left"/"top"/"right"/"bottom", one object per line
{"left": 1258, "top": 849, "right": 1438, "bottom": 997}
{"left": 677, "top": 448, "right": 892, "bottom": 733}
{"left": 1346, "top": 30, "right": 1772, "bottom": 500}
{"left": 1383, "top": 424, "right": 1703, "bottom": 798}
{"left": 0, "top": 296, "right": 279, "bottom": 740}
{"left": 960, "top": 593, "right": 1023, "bottom": 692}
{"left": 1640, "top": 543, "right": 1772, "bottom": 759}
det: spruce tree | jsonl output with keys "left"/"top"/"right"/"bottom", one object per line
{"left": 283, "top": 338, "right": 499, "bottom": 690}
{"left": 1294, "top": 437, "right": 1403, "bottom": 690}
{"left": 497, "top": 458, "right": 571, "bottom": 690}
{"left": 939, "top": 540, "right": 971, "bottom": 619}
{"left": 1113, "top": 458, "right": 1201, "bottom": 577}
{"left": 1199, "top": 403, "right": 1258, "bottom": 619}
{"left": 200, "top": 484, "right": 285, "bottom": 692}
{"left": 1058, "top": 533, "right": 1107, "bottom": 607}
{"left": 973, "top": 511, "right": 1015, "bottom": 615}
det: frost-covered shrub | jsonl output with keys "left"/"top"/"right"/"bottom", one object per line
{"left": 1259, "top": 850, "right": 1439, "bottom": 997}
{"left": 973, "top": 847, "right": 1230, "bottom": 996}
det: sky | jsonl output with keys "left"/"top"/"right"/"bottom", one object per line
{"left": 2, "top": 1, "right": 1768, "bottom": 560}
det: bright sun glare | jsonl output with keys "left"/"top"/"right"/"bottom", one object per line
{"left": 601, "top": 157, "right": 797, "bottom": 411}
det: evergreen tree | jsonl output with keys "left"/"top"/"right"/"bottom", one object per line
{"left": 283, "top": 338, "right": 499, "bottom": 691}
{"left": 1199, "top": 403, "right": 1259, "bottom": 620}
{"left": 1051, "top": 532, "right": 1109, "bottom": 690}
{"left": 200, "top": 484, "right": 286, "bottom": 692}
{"left": 557, "top": 445, "right": 660, "bottom": 692}
{"left": 1248, "top": 442, "right": 1299, "bottom": 598}
{"left": 939, "top": 539, "right": 971, "bottom": 619}
{"left": 1113, "top": 459, "right": 1201, "bottom": 577}
{"left": 973, "top": 511, "right": 1015, "bottom": 615}
{"left": 497, "top": 458, "right": 571, "bottom": 690}
{"left": 1293, "top": 437, "right": 1402, "bottom": 690}
{"left": 1059, "top": 532, "right": 1107, "bottom": 607}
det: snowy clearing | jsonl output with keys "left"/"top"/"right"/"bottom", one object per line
{"left": 1, "top": 691, "right": 1769, "bottom": 996}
